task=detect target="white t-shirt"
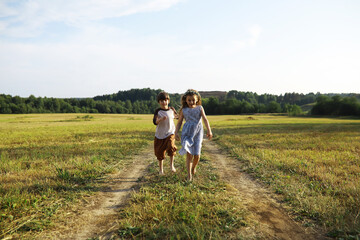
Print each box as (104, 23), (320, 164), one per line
(153, 107), (176, 139)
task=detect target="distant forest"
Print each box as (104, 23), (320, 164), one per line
(1, 88), (360, 116)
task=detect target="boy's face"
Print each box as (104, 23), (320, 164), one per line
(186, 95), (197, 108)
(159, 99), (169, 109)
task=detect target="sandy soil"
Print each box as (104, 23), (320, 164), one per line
(36, 141), (330, 239)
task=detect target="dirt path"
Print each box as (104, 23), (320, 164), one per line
(37, 141), (329, 239)
(37, 144), (153, 240)
(203, 139), (328, 240)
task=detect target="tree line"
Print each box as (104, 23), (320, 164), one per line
(0, 94), (159, 114)
(1, 88), (359, 116)
(311, 95), (360, 116)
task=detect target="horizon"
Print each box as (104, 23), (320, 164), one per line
(1, 0), (360, 97)
(1, 88), (359, 99)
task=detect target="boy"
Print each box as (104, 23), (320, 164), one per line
(153, 92), (178, 175)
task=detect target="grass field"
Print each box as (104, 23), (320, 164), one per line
(115, 153), (258, 239)
(1, 114), (359, 239)
(0, 114), (154, 239)
(210, 115), (360, 238)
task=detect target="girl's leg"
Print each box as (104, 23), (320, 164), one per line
(170, 155), (176, 172)
(191, 155), (200, 176)
(159, 160), (164, 175)
(186, 152), (193, 181)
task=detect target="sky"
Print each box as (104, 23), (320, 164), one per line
(1, 0), (360, 98)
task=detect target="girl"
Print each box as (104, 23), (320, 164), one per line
(175, 89), (213, 181)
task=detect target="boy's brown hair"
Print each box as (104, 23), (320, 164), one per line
(157, 91), (170, 102)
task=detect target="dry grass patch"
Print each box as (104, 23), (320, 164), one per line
(0, 114), (154, 239)
(115, 154), (260, 239)
(210, 115), (360, 238)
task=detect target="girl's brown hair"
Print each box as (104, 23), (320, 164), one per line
(180, 89), (202, 109)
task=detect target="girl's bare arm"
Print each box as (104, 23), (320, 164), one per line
(201, 106), (213, 140)
(175, 110), (184, 141)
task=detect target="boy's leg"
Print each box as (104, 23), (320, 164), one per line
(170, 155), (176, 172)
(167, 135), (177, 172)
(154, 137), (167, 175)
(191, 155), (200, 176)
(159, 160), (164, 175)
(186, 152), (193, 181)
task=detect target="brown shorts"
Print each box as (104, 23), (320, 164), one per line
(154, 134), (177, 161)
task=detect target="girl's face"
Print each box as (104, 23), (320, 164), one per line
(186, 95), (198, 108)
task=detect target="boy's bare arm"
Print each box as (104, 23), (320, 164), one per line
(170, 107), (179, 119)
(156, 115), (167, 124)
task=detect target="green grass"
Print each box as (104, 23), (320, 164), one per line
(210, 115), (360, 238)
(0, 114), (154, 239)
(116, 153), (258, 239)
(2, 113), (360, 239)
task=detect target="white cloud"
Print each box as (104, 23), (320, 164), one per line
(232, 24), (262, 50)
(248, 24), (262, 46)
(0, 1), (17, 18)
(1, 1), (359, 97)
(0, 0), (184, 38)
(0, 27), (199, 97)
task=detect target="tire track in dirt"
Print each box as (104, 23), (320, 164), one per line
(37, 140), (329, 239)
(203, 140), (328, 240)
(37, 144), (153, 240)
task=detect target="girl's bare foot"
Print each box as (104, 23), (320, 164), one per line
(159, 171), (165, 175)
(171, 167), (176, 172)
(191, 168), (196, 176)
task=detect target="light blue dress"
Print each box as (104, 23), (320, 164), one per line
(179, 106), (204, 156)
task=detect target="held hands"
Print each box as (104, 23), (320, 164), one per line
(175, 134), (180, 141)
